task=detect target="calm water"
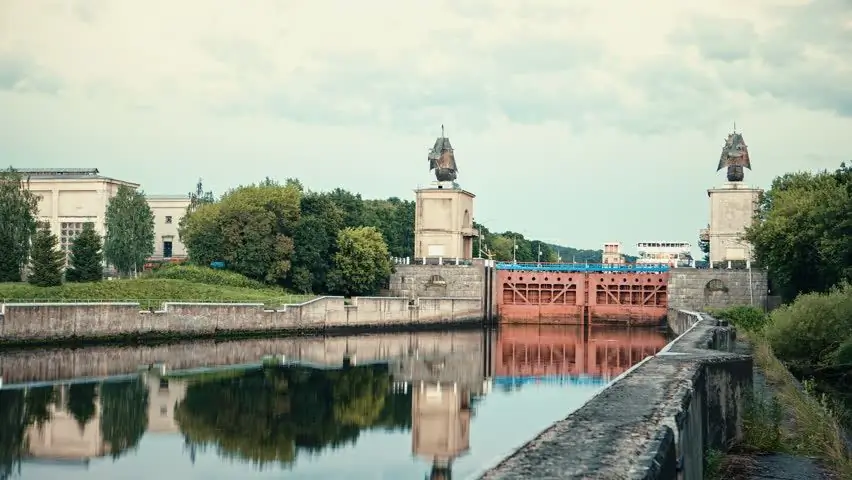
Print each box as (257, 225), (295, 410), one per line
(0, 324), (670, 480)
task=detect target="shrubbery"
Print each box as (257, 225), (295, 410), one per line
(713, 283), (852, 370)
(763, 283), (852, 369)
(0, 278), (312, 309)
(710, 305), (769, 332)
(146, 264), (266, 289)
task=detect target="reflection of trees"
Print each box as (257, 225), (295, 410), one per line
(0, 390), (28, 480)
(100, 380), (149, 459)
(67, 383), (98, 431)
(25, 386), (56, 428)
(175, 365), (412, 468)
(0, 386), (56, 479)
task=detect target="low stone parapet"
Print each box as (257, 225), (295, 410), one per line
(480, 309), (752, 479)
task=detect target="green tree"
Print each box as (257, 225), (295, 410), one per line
(290, 192), (345, 293)
(179, 202), (226, 267)
(326, 188), (365, 228)
(104, 186), (155, 276)
(745, 166), (852, 301)
(28, 226), (65, 287)
(698, 233), (710, 263)
(66, 223), (103, 282)
(186, 178), (215, 215)
(362, 198), (415, 258)
(182, 182), (301, 283)
(217, 183), (301, 283)
(0, 167), (40, 282)
(326, 227), (392, 296)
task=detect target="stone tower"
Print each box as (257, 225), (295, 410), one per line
(414, 128), (478, 260)
(706, 127), (763, 265)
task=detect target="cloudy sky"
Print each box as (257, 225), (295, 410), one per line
(1, 0), (850, 255)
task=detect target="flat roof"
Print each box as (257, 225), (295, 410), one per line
(146, 194), (191, 201)
(16, 169), (140, 187)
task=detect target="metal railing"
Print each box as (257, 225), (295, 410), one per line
(494, 262), (671, 273)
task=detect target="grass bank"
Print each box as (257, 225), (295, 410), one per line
(708, 303), (852, 479)
(0, 278), (314, 309)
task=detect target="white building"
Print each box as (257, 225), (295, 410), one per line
(147, 195), (191, 260)
(636, 242), (695, 268)
(18, 168), (190, 262)
(601, 242), (625, 264)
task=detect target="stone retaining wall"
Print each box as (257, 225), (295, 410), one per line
(480, 309), (753, 479)
(668, 268), (769, 311)
(0, 296), (483, 344)
(388, 264), (485, 298)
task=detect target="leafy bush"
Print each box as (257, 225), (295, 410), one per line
(145, 264), (266, 289)
(764, 283), (852, 368)
(0, 279), (312, 309)
(710, 305), (769, 332)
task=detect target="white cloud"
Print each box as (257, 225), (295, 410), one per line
(1, 0), (850, 253)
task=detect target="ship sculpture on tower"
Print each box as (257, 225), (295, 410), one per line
(428, 124), (458, 184)
(717, 126), (752, 182)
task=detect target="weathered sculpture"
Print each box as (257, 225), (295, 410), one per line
(717, 128), (751, 182)
(428, 125), (458, 183)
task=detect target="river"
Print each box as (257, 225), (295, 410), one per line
(0, 324), (670, 480)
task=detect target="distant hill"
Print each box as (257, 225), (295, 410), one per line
(546, 243), (638, 263)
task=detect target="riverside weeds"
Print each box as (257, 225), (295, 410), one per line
(750, 339), (852, 477)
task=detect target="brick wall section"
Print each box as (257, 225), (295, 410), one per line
(0, 330), (484, 385)
(0, 296), (483, 343)
(667, 268), (768, 311)
(388, 264), (484, 298)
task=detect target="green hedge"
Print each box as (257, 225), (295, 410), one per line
(710, 305), (770, 332)
(713, 284), (852, 369)
(146, 264), (266, 289)
(764, 283), (852, 368)
(0, 279), (313, 309)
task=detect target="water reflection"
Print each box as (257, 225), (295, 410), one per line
(0, 324), (669, 479)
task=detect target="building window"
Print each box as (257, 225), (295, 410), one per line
(165, 215), (173, 224)
(58, 222), (94, 262)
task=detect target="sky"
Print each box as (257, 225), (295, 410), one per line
(1, 0), (850, 255)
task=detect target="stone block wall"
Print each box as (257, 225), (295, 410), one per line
(668, 268), (768, 311)
(0, 295), (483, 344)
(388, 264), (484, 298)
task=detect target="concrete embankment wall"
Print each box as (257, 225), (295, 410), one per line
(0, 296), (482, 344)
(481, 309), (753, 480)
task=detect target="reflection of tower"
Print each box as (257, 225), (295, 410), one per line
(144, 375), (188, 433)
(411, 381), (471, 479)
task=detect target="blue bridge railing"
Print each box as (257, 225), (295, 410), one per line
(494, 262), (671, 273)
